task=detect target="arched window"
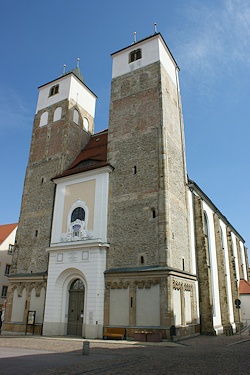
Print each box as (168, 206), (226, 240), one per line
(129, 48), (142, 63)
(73, 109), (79, 124)
(60, 199), (91, 242)
(49, 84), (59, 97)
(39, 111), (48, 127)
(71, 207), (85, 238)
(204, 212), (210, 266)
(83, 117), (89, 131)
(53, 107), (62, 122)
(71, 207), (85, 222)
(70, 279), (84, 290)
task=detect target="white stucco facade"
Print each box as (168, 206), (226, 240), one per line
(240, 293), (250, 322)
(43, 167), (111, 338)
(111, 33), (178, 85)
(0, 224), (17, 308)
(36, 73), (96, 117)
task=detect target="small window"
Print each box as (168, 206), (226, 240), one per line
(71, 207), (85, 222)
(2, 285), (8, 298)
(40, 111), (48, 127)
(49, 84), (59, 97)
(8, 244), (14, 254)
(133, 166), (137, 175)
(129, 49), (142, 63)
(140, 256), (144, 265)
(73, 109), (79, 125)
(53, 107), (62, 122)
(83, 117), (89, 131)
(5, 264), (11, 275)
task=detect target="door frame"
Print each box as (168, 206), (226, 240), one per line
(59, 271), (87, 337)
(67, 279), (85, 336)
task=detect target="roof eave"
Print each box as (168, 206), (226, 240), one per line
(111, 32), (179, 71)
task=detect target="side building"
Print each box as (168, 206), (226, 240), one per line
(188, 180), (248, 335)
(0, 223), (17, 312)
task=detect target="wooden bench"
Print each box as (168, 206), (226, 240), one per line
(103, 327), (126, 340)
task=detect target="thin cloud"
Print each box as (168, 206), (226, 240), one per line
(0, 87), (32, 131)
(175, 0), (250, 77)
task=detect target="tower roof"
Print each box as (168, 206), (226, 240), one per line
(62, 66), (85, 84)
(38, 65), (88, 90)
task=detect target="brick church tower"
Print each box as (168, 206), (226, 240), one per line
(105, 33), (198, 337)
(5, 66), (97, 330)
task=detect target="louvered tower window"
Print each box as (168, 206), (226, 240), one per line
(129, 49), (142, 63)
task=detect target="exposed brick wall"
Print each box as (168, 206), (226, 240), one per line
(107, 61), (190, 271)
(213, 213), (230, 328)
(11, 99), (92, 275)
(226, 229), (241, 324)
(235, 237), (244, 280)
(193, 195), (215, 334)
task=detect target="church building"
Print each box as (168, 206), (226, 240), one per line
(4, 32), (249, 340)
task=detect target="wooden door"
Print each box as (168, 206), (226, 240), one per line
(67, 279), (84, 336)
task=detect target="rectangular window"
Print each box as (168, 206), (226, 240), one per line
(2, 286), (8, 298)
(5, 264), (11, 275)
(8, 244), (14, 254)
(49, 84), (59, 97)
(129, 49), (142, 63)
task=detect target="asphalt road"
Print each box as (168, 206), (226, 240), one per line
(0, 331), (249, 374)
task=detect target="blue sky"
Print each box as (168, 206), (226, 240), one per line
(0, 0), (249, 253)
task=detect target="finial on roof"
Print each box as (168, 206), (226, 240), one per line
(77, 58), (80, 68)
(63, 64), (66, 75)
(133, 31), (137, 43)
(154, 22), (157, 33)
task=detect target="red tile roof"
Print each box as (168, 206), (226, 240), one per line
(53, 129), (110, 180)
(239, 279), (250, 294)
(0, 223), (18, 245)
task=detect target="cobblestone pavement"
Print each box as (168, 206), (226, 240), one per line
(0, 330), (249, 375)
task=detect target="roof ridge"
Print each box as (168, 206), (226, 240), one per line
(62, 66), (85, 84)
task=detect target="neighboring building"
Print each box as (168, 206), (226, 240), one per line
(3, 32), (249, 339)
(0, 223), (17, 310)
(239, 279), (250, 323)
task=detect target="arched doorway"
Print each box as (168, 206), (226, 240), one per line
(67, 279), (85, 336)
